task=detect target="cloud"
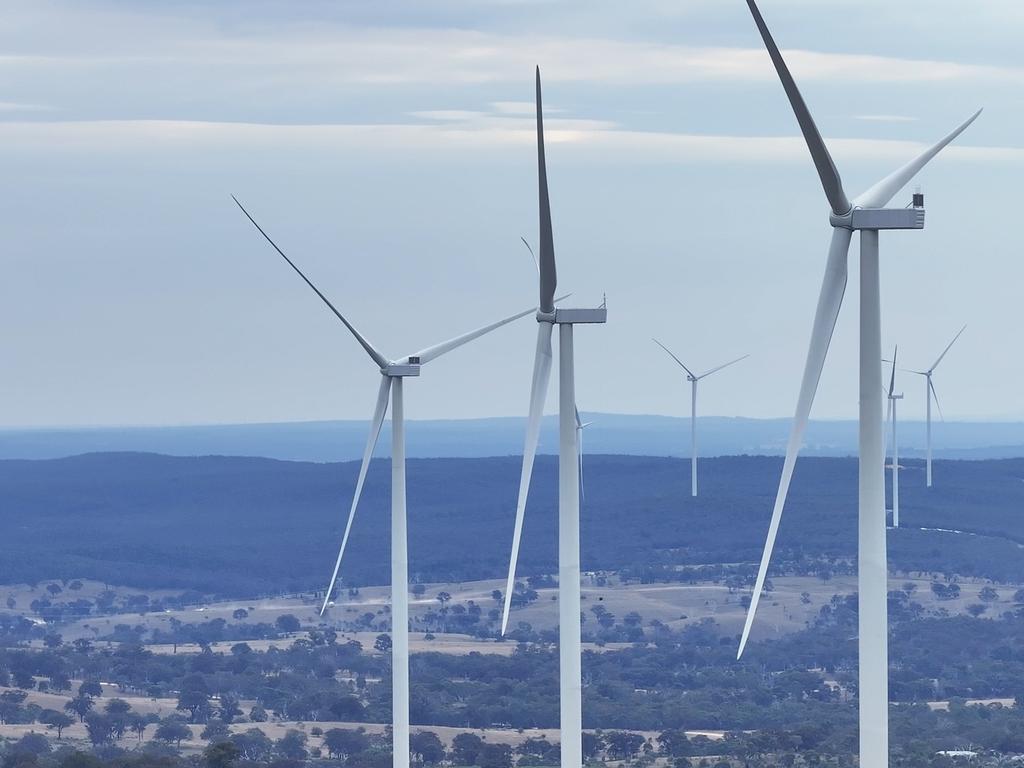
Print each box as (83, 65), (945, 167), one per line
(854, 115), (919, 123)
(0, 117), (1015, 168)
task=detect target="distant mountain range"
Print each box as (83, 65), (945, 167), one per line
(2, 415), (1024, 461)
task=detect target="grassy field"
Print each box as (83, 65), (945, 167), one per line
(19, 570), (1015, 653)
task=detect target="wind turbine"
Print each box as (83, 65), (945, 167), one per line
(885, 348), (904, 528)
(652, 339), (748, 497)
(501, 67), (607, 768)
(736, 2), (980, 766)
(232, 196), (539, 768)
(908, 325), (966, 487)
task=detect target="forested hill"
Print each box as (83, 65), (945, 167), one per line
(4, 415), (1024, 461)
(1, 452), (1024, 595)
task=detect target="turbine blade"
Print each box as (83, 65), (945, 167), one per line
(521, 237), (540, 274)
(320, 376), (392, 615)
(929, 324), (967, 373)
(698, 354), (750, 380)
(745, 0), (850, 216)
(536, 67), (557, 314)
(409, 304), (538, 365)
(652, 338), (697, 379)
(578, 419), (585, 502)
(853, 111), (982, 209)
(738, 227), (852, 658)
(888, 346), (898, 397)
(501, 322), (554, 635)
(232, 195), (389, 370)
(930, 378), (946, 423)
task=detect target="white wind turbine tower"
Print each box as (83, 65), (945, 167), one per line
(737, 2), (980, 766)
(232, 196), (539, 768)
(502, 67), (607, 768)
(652, 339), (748, 497)
(909, 325), (966, 487)
(885, 348), (904, 528)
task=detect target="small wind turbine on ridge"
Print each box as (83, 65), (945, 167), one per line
(652, 339), (748, 497)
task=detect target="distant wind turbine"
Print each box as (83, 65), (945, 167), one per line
(736, 2), (980, 765)
(908, 325), (966, 487)
(232, 196), (538, 768)
(576, 407), (593, 500)
(653, 339), (748, 497)
(502, 67), (607, 768)
(885, 347), (904, 528)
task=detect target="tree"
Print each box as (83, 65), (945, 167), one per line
(58, 752), (101, 768)
(204, 741), (240, 768)
(65, 695), (94, 722)
(84, 713), (115, 745)
(411, 584), (426, 599)
(410, 731), (445, 764)
(451, 733), (484, 766)
(323, 729), (370, 760)
(104, 698), (131, 738)
(78, 681), (103, 699)
(230, 728), (273, 761)
(436, 591), (452, 610)
(13, 732), (50, 757)
(46, 583), (62, 596)
(129, 714), (148, 743)
(605, 731), (645, 760)
(178, 676), (211, 723)
(275, 614), (301, 634)
(218, 694), (242, 724)
(276, 729), (308, 760)
(155, 718), (193, 748)
(479, 743), (512, 768)
(248, 705), (268, 723)
(43, 633), (63, 649)
(979, 586), (1000, 602)
(0, 690), (28, 724)
(582, 732), (604, 760)
(967, 603), (988, 617)
(202, 719), (230, 742)
(232, 609), (248, 620)
(40, 710), (74, 739)
(374, 634), (393, 653)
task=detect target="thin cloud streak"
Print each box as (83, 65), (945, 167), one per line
(0, 118), (1013, 165)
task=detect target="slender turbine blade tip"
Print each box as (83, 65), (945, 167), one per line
(535, 66), (557, 314)
(652, 338), (697, 379)
(745, 0), (850, 216)
(738, 227), (852, 659)
(231, 195), (388, 370)
(320, 376), (393, 615)
(929, 324), (967, 373)
(501, 323), (554, 634)
(698, 354), (750, 380)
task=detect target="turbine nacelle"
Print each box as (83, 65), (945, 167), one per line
(536, 306), (608, 325)
(830, 205), (926, 232)
(383, 361), (421, 377)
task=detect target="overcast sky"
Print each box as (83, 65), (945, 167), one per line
(1, 0), (1021, 428)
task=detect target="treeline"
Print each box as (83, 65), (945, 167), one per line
(3, 453), (1024, 596)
